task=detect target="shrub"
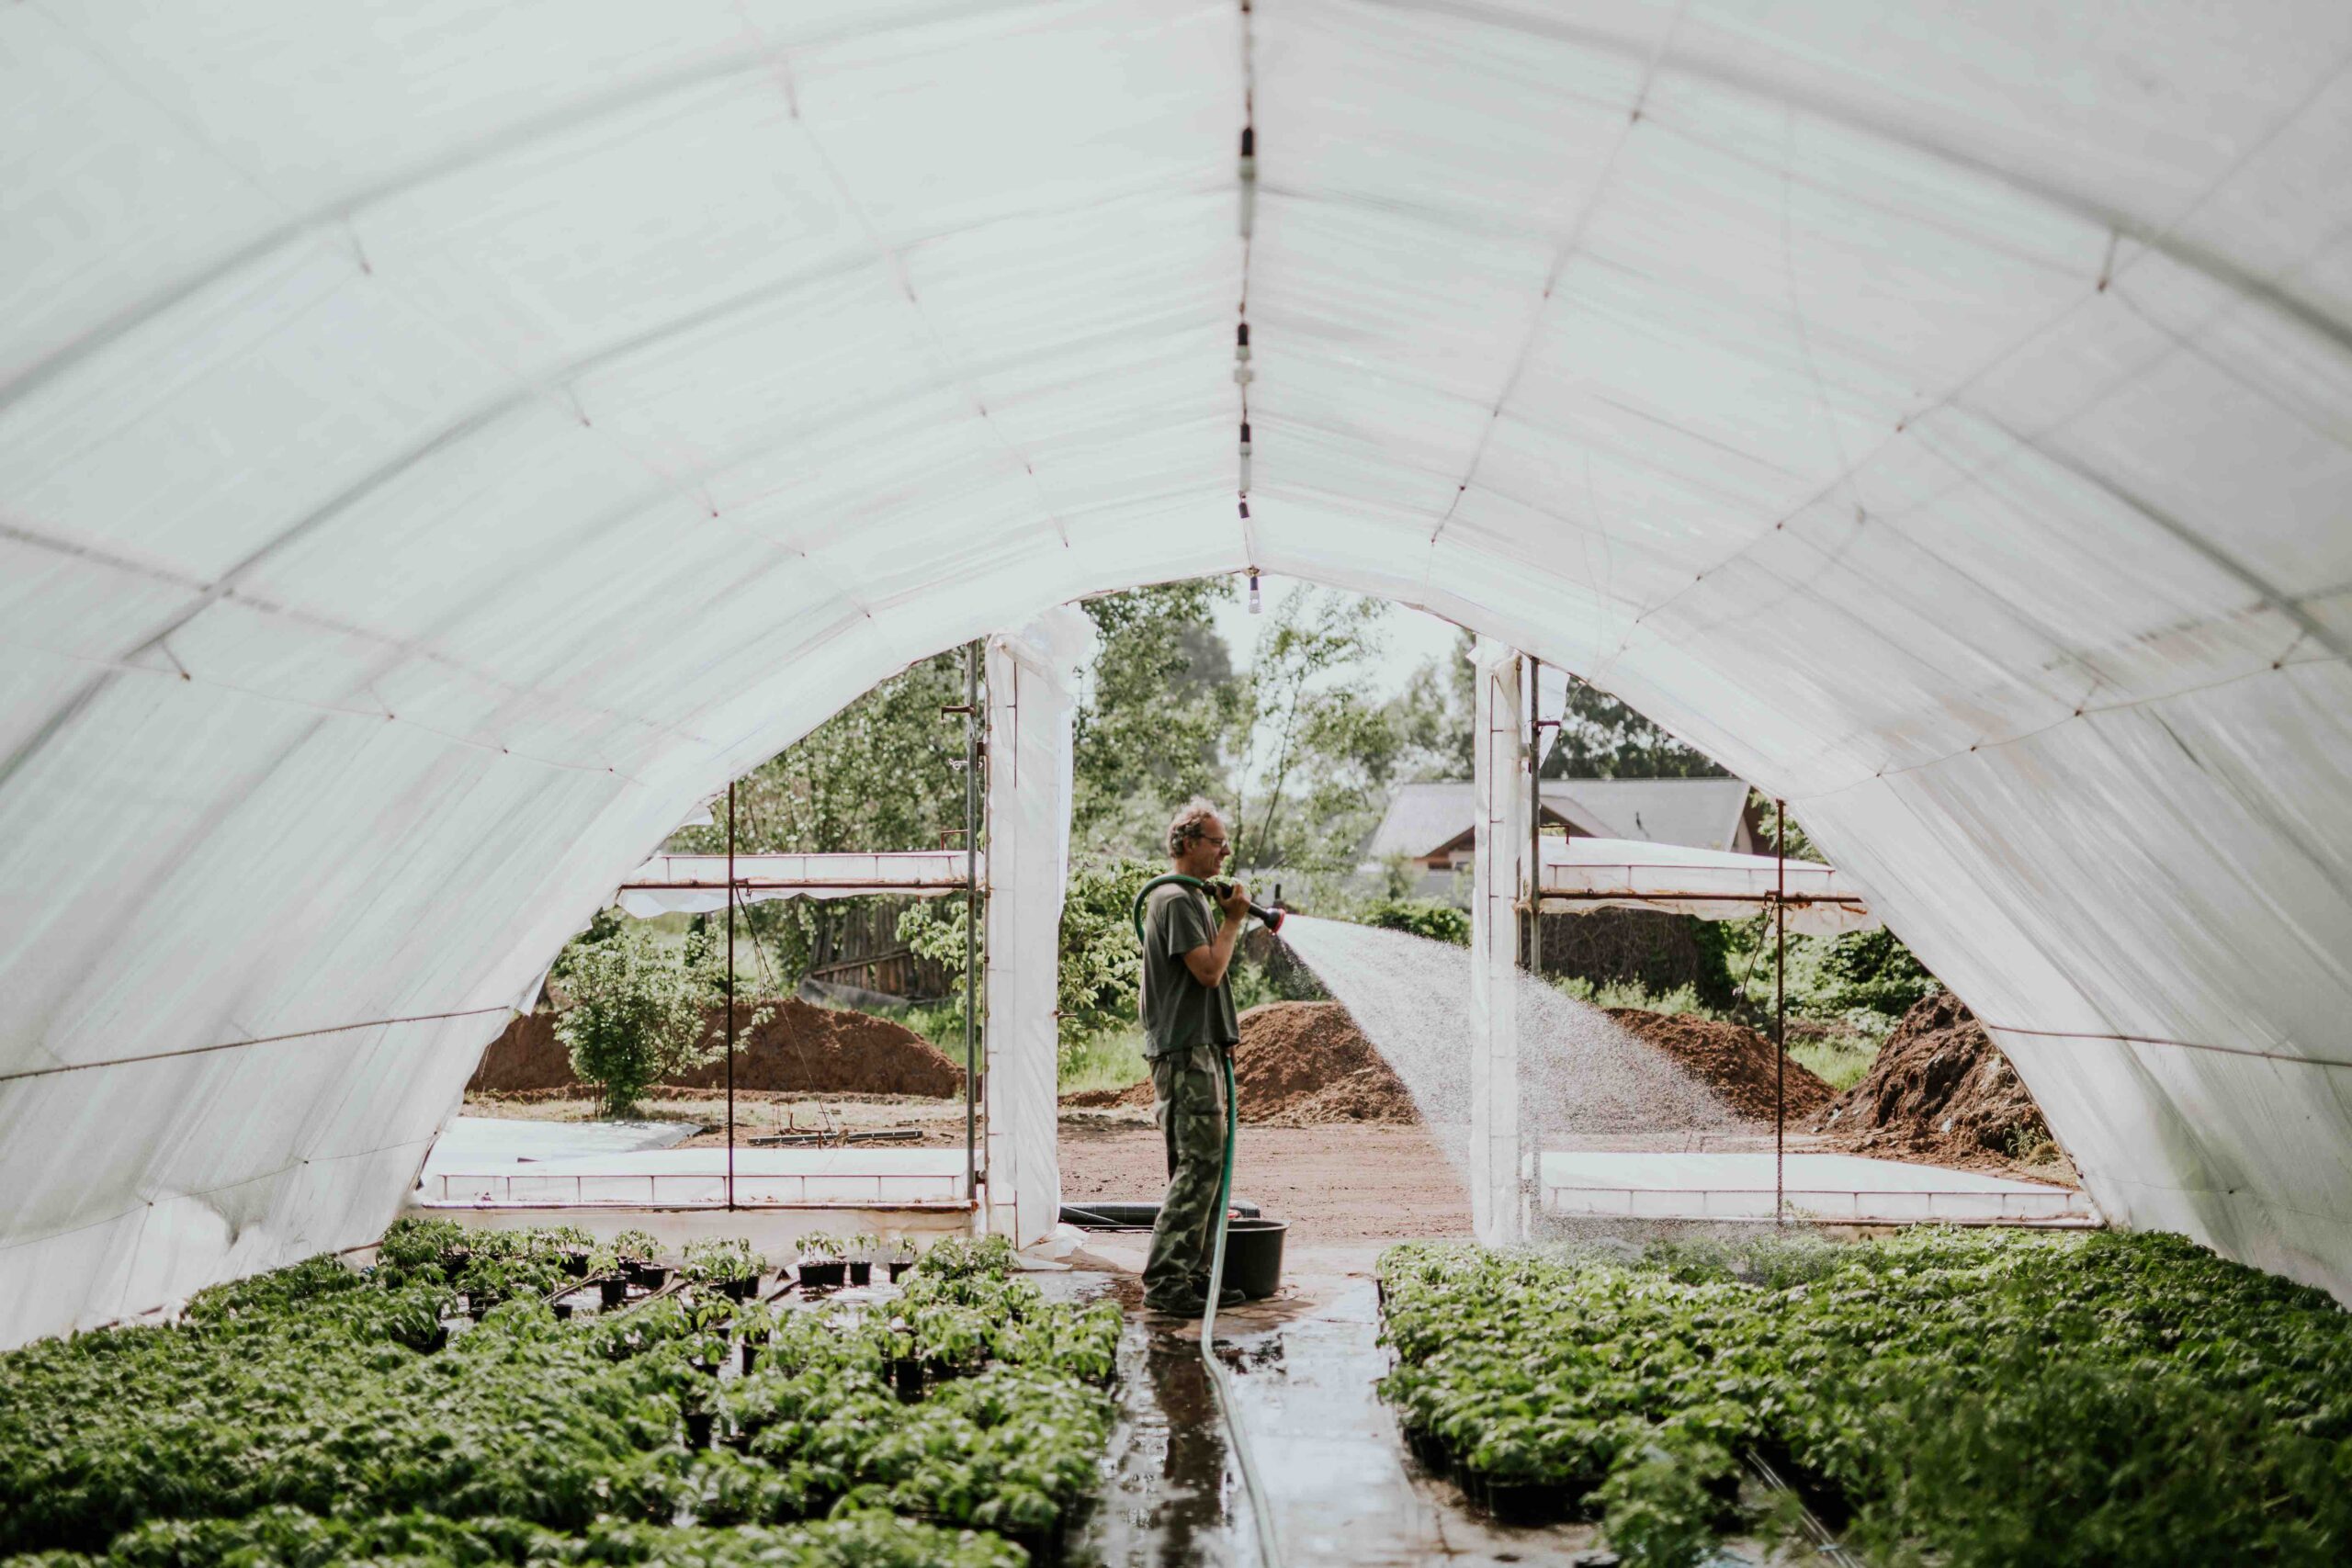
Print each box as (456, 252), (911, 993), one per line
(551, 924), (735, 1117)
(1357, 897), (1470, 945)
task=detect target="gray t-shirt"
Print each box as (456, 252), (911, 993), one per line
(1139, 881), (1240, 1058)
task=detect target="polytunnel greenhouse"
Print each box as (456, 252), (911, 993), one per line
(5, 1), (2351, 1563)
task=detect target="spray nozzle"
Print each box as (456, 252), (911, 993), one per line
(1206, 879), (1286, 934)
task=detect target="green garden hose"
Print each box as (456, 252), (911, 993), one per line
(1131, 875), (1284, 1565)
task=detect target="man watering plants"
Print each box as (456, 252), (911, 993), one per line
(1136, 796), (1252, 1317)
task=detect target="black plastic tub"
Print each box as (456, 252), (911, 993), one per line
(1219, 1218), (1288, 1300)
(1058, 1199), (1260, 1229)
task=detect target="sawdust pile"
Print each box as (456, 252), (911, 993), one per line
(1602, 1008), (1837, 1122)
(1062, 1001), (1420, 1125)
(469, 998), (965, 1099)
(1811, 991), (2060, 1173)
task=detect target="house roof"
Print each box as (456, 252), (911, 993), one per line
(1365, 778), (1753, 861)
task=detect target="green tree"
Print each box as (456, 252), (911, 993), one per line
(1071, 580), (1236, 855)
(1544, 678), (1726, 779)
(899, 854), (1161, 1067)
(1227, 586), (1409, 882)
(667, 650), (972, 981)
(552, 924), (737, 1117)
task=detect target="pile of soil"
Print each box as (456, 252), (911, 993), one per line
(1811, 991), (2057, 1171)
(1602, 1008), (1837, 1122)
(468, 998), (965, 1099)
(1060, 1001), (1421, 1126)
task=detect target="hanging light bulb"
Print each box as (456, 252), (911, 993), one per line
(1248, 567), (1261, 615)
(1238, 420), (1252, 495)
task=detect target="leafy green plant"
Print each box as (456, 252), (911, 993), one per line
(1375, 1230), (2352, 1564)
(1357, 897), (1470, 945)
(683, 1238), (767, 1288)
(0, 1217), (1114, 1564)
(793, 1233), (844, 1264)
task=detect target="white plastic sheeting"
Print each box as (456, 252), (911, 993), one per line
(612, 851), (981, 919)
(3, 2), (2352, 1343)
(1539, 837), (1878, 937)
(1467, 638), (1529, 1246)
(981, 609), (1095, 1246)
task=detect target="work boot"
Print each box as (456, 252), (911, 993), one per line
(1141, 1287), (1209, 1316)
(1189, 1275), (1248, 1309)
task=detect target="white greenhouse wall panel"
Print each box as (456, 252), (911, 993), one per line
(4, 0), (2352, 1343)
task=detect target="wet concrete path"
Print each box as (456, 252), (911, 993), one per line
(1065, 1241), (1613, 1567)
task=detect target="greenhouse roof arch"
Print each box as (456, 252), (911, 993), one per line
(4, 0), (2351, 1344)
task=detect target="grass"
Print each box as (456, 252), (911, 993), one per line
(1790, 1033), (1879, 1091)
(1059, 1026), (1149, 1096)
(1552, 976), (1712, 1016)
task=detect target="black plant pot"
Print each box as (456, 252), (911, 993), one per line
(684, 1409), (714, 1449)
(598, 1278), (628, 1311)
(891, 1358), (924, 1404)
(552, 1301), (573, 1322)
(848, 1261), (873, 1287)
(798, 1261), (846, 1290)
(626, 1263), (670, 1292)
(888, 1260), (914, 1283)
(720, 1275), (758, 1303)
(560, 1250), (591, 1278)
(740, 1339), (761, 1377)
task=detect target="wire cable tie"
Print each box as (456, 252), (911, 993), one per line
(1238, 125), (1257, 236)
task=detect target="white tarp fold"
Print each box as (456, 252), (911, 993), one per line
(981, 608), (1095, 1245)
(1468, 638), (1528, 1247)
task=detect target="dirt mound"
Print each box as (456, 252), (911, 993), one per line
(1602, 1008), (1836, 1122)
(468, 998), (964, 1099)
(1236, 1002), (1421, 1125)
(1811, 992), (2056, 1171)
(1058, 1001), (1421, 1125)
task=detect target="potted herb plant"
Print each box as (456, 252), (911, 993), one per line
(614, 1230), (666, 1292)
(846, 1234), (880, 1287)
(887, 1314), (922, 1403)
(795, 1233), (847, 1291)
(683, 1237), (767, 1303)
(582, 1242), (628, 1310)
(888, 1235), (921, 1283)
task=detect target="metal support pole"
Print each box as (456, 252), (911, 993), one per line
(726, 778), (737, 1213)
(1526, 655), (1543, 975)
(962, 641), (979, 1209)
(1774, 796), (1786, 1225)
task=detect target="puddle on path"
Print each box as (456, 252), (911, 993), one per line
(1070, 1270), (1615, 1567)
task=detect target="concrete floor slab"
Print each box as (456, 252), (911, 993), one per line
(1072, 1240), (1663, 1566)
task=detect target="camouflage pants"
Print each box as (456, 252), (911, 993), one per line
(1143, 1043), (1228, 1303)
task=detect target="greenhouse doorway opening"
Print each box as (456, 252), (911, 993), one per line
(412, 641), (1001, 1251)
